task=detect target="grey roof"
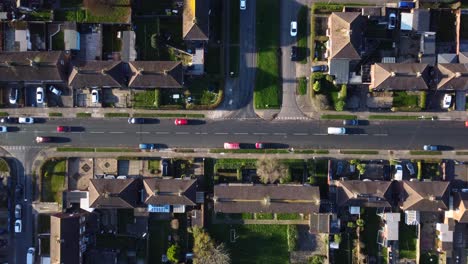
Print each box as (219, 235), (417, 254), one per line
(182, 0), (209, 41)
(436, 63), (468, 90)
(128, 61), (184, 89)
(121, 31), (137, 62)
(68, 60), (124, 89)
(370, 63), (430, 91)
(0, 51), (65, 82)
(420, 33), (436, 65)
(143, 178), (197, 206)
(413, 9), (430, 32)
(438, 53), (458, 64)
(453, 192), (468, 223)
(400, 181), (450, 212)
(50, 213), (81, 264)
(88, 178), (140, 209)
(329, 59), (350, 84)
(214, 184), (320, 214)
(459, 52), (468, 63)
(336, 180), (393, 207)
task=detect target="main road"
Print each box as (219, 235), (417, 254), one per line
(0, 119), (467, 150)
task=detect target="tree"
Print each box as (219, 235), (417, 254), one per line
(339, 84), (347, 99)
(309, 255), (326, 264)
(333, 234), (342, 244)
(356, 219), (365, 227)
(192, 227), (230, 264)
(256, 158), (289, 184)
(335, 99), (345, 111)
(151, 34), (158, 49)
(313, 80), (321, 92)
(167, 244), (180, 263)
(356, 163), (366, 175)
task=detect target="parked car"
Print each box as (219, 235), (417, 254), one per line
(56, 126), (70, 132)
(224, 142), (240, 149)
(388, 12), (396, 29)
(442, 94), (452, 109)
(406, 162), (415, 175)
(311, 65), (328, 73)
(327, 127), (346, 135)
(1, 117), (18, 124)
(423, 145), (438, 151)
(0, 126), (7, 133)
(9, 88), (18, 104)
(291, 46), (298, 61)
(36, 87), (44, 104)
(49, 86), (62, 96)
(398, 1), (415, 8)
(128, 118), (145, 124)
(394, 164), (403, 181)
(139, 143), (155, 150)
(290, 21), (297, 37)
(15, 204), (21, 219)
(19, 117), (34, 124)
(343, 119), (358, 126)
(91, 89), (99, 103)
(14, 219), (21, 233)
(240, 0), (246, 10)
(174, 118), (188, 125)
(35, 136), (51, 143)
(255, 142), (265, 149)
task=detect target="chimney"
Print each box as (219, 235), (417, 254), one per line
(163, 70), (168, 75)
(416, 72), (421, 77)
(455, 72), (462, 78)
(391, 72), (396, 77)
(101, 69), (107, 75)
(429, 195), (436, 201)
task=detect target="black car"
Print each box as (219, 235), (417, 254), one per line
(291, 46), (297, 61)
(311, 65), (328, 72)
(343, 119), (359, 126)
(128, 118), (145, 124)
(15, 184), (23, 198)
(0, 117), (18, 124)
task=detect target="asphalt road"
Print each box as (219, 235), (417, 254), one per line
(1, 119), (468, 150)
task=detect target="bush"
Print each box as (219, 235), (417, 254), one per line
(334, 99), (345, 111)
(0, 112), (9, 117)
(339, 84), (347, 99)
(76, 112), (92, 118)
(298, 77), (307, 95)
(150, 34), (158, 49)
(347, 222), (356, 228)
(334, 234), (342, 244)
(325, 74), (334, 83)
(309, 255), (326, 264)
(287, 225), (298, 252)
(48, 112), (63, 117)
(167, 244), (180, 263)
(417, 161), (422, 180)
(419, 91), (427, 109)
(315, 94), (330, 110)
(311, 72), (324, 82)
(313, 80), (321, 92)
(154, 89), (160, 108)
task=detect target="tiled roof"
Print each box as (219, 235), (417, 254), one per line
(182, 0), (209, 41)
(50, 213), (81, 264)
(436, 63), (468, 90)
(68, 60), (124, 89)
(88, 178), (140, 208)
(453, 192), (468, 223)
(370, 63), (430, 91)
(336, 180), (393, 207)
(328, 12), (365, 60)
(400, 181), (450, 212)
(128, 61), (184, 88)
(143, 178), (197, 206)
(0, 51), (65, 82)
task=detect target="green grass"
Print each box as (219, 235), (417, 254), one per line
(340, 150), (379, 155)
(298, 77), (307, 95)
(210, 224), (289, 264)
(210, 149), (289, 154)
(95, 148), (136, 152)
(187, 76), (222, 106)
(393, 91), (419, 108)
(51, 30), (64, 50)
(369, 115), (423, 120)
(76, 112), (92, 118)
(321, 114), (357, 120)
(456, 151), (468, 155)
(0, 112), (8, 117)
(133, 90), (158, 109)
(54, 9), (87, 22)
(84, 0), (131, 23)
(361, 208), (380, 260)
(409, 151), (442, 155)
(134, 18), (160, 60)
(41, 159), (67, 203)
(276, 213), (301, 220)
(399, 223), (417, 260)
(56, 147), (95, 152)
(31, 10), (52, 20)
(0, 158), (10, 172)
(313, 2), (371, 14)
(297, 6), (308, 63)
(104, 113), (130, 118)
(315, 150), (330, 154)
(48, 112), (63, 117)
(255, 213), (274, 220)
(148, 159), (160, 174)
(132, 113), (205, 118)
(148, 220), (171, 264)
(255, 0), (280, 109)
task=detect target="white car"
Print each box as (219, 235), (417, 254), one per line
(290, 21), (297, 37)
(394, 164), (403, 181)
(36, 87), (44, 104)
(19, 117), (34, 124)
(91, 89), (99, 103)
(0, 126), (7, 133)
(388, 13), (396, 30)
(49, 86), (62, 96)
(240, 0), (246, 10)
(15, 219), (22, 233)
(442, 94), (452, 109)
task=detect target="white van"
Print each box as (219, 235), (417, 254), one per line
(327, 127), (346, 135)
(27, 247), (35, 264)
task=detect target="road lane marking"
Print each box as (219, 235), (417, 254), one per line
(273, 133), (286, 136)
(176, 132), (190, 135)
(136, 132), (149, 134)
(215, 132), (228, 135)
(71, 132), (83, 134)
(156, 132), (169, 135)
(374, 134), (388, 136)
(313, 133), (327, 136)
(253, 133), (268, 135)
(293, 133), (308, 136)
(109, 132), (124, 134)
(90, 132), (105, 134)
(234, 132), (248, 135)
(201, 132), (208, 135)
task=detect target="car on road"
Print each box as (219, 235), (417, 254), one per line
(36, 87), (44, 104)
(311, 65), (328, 73)
(388, 12), (396, 29)
(35, 136), (52, 143)
(49, 86), (62, 96)
(128, 118), (145, 124)
(224, 142), (240, 149)
(15, 184), (23, 198)
(9, 88), (18, 104)
(406, 162), (415, 175)
(174, 118), (188, 125)
(394, 164), (403, 181)
(56, 126), (70, 132)
(343, 119), (358, 126)
(139, 143), (155, 150)
(240, 0), (246, 10)
(19, 117), (34, 124)
(255, 142), (265, 149)
(14, 219), (21, 233)
(327, 127), (346, 135)
(15, 204), (21, 219)
(291, 46), (298, 61)
(91, 89), (99, 103)
(0, 126), (7, 133)
(290, 21), (297, 37)
(423, 145), (438, 151)
(442, 94), (452, 109)
(1, 117), (18, 124)
(27, 248), (35, 264)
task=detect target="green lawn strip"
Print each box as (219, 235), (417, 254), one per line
(133, 18), (160, 60)
(84, 0), (131, 23)
(276, 213), (301, 220)
(242, 213), (254, 219)
(41, 159), (66, 203)
(95, 148), (136, 152)
(209, 224), (289, 264)
(255, 213), (274, 220)
(361, 208), (380, 260)
(148, 220), (171, 263)
(215, 159), (257, 170)
(369, 115), (425, 120)
(297, 5), (308, 63)
(54, 9), (86, 22)
(321, 114), (357, 120)
(409, 151), (442, 155)
(133, 90), (158, 109)
(399, 223), (417, 259)
(0, 158), (10, 172)
(340, 150), (379, 155)
(315, 150), (330, 154)
(210, 149), (289, 154)
(294, 149), (315, 154)
(133, 113), (205, 118)
(48, 112), (63, 117)
(230, 0), (240, 44)
(313, 2), (371, 14)
(0, 112), (8, 117)
(229, 46), (240, 77)
(148, 159), (160, 174)
(393, 91), (419, 107)
(298, 77), (307, 95)
(76, 112), (92, 118)
(56, 147), (95, 152)
(456, 151), (468, 155)
(104, 113), (130, 118)
(51, 30), (64, 50)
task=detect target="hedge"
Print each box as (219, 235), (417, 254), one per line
(76, 112), (92, 118)
(287, 225), (298, 252)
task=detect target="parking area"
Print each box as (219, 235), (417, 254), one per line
(102, 88), (130, 108)
(75, 88), (101, 108)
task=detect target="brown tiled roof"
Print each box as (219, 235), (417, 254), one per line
(143, 178), (197, 206)
(436, 63), (468, 90)
(309, 213), (330, 234)
(88, 178), (140, 208)
(0, 51), (64, 82)
(50, 213), (81, 264)
(128, 61), (184, 88)
(400, 181), (450, 212)
(214, 184), (320, 214)
(453, 192), (468, 223)
(328, 12), (365, 60)
(183, 0), (209, 41)
(370, 63), (430, 91)
(68, 60), (124, 89)
(336, 180), (392, 207)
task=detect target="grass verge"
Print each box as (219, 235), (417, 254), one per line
(210, 149), (289, 154)
(369, 115), (433, 120)
(56, 147), (95, 152)
(321, 114), (357, 120)
(95, 148), (136, 152)
(298, 77), (307, 95)
(133, 113), (205, 118)
(340, 150), (379, 155)
(48, 112), (63, 117)
(76, 112), (92, 118)
(0, 112), (8, 117)
(456, 151), (468, 155)
(409, 151), (442, 155)
(41, 159), (66, 203)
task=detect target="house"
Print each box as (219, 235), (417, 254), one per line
(437, 53), (458, 64)
(400, 9), (430, 32)
(435, 63), (468, 90)
(335, 180), (393, 208)
(369, 63), (430, 91)
(378, 212), (400, 246)
(419, 32), (436, 65)
(68, 61), (125, 89)
(0, 51), (66, 84)
(326, 12), (366, 84)
(399, 181), (450, 212)
(436, 219), (455, 254)
(143, 178), (197, 213)
(50, 211), (97, 264)
(128, 61), (184, 89)
(213, 184), (320, 214)
(182, 0), (209, 42)
(459, 52), (468, 63)
(87, 178), (141, 209)
(452, 192), (468, 223)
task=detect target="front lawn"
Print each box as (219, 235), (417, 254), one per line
(102, 25), (123, 53)
(132, 89), (158, 109)
(399, 223), (417, 259)
(41, 159), (67, 203)
(361, 209), (381, 260)
(54, 0), (131, 23)
(210, 224), (289, 264)
(134, 18), (160, 60)
(187, 76), (222, 106)
(297, 6), (309, 63)
(392, 91), (423, 111)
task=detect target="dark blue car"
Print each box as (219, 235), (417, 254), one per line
(139, 143), (155, 150)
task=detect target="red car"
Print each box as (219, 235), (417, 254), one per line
(465, 121), (468, 127)
(56, 126), (70, 132)
(255, 142), (265, 149)
(174, 119), (188, 125)
(224, 142), (240, 149)
(36, 136), (51, 143)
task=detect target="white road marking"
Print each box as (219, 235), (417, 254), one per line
(109, 132), (124, 134)
(374, 134), (388, 136)
(234, 132), (248, 135)
(200, 132), (208, 135)
(313, 133), (327, 136)
(176, 132), (190, 135)
(356, 134), (368, 136)
(90, 131), (105, 134)
(71, 132), (83, 134)
(156, 132), (169, 135)
(35, 131), (45, 133)
(215, 132), (228, 135)
(136, 132), (149, 134)
(293, 133), (308, 136)
(253, 132), (268, 135)
(273, 133), (286, 136)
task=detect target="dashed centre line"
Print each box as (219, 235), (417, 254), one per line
(215, 132), (228, 135)
(175, 132), (190, 135)
(156, 132), (169, 135)
(90, 131), (105, 134)
(234, 132), (248, 135)
(109, 132), (124, 134)
(293, 133), (308, 136)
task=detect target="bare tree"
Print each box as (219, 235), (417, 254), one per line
(192, 227), (230, 264)
(256, 158), (289, 184)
